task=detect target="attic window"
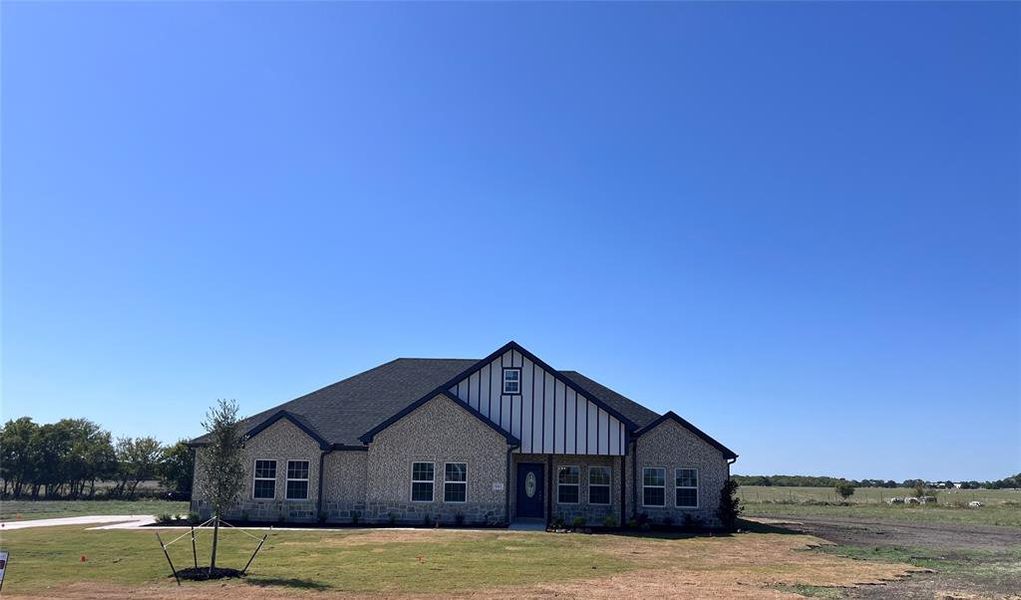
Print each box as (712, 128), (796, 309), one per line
(502, 368), (521, 394)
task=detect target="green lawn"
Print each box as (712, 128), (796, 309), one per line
(0, 525), (632, 594)
(0, 500), (190, 521)
(739, 486), (1021, 528)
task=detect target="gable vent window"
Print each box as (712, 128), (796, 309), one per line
(253, 459), (276, 499)
(286, 460), (310, 500)
(411, 462), (435, 502)
(502, 368), (521, 394)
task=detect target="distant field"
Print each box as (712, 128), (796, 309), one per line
(0, 500), (190, 521)
(740, 486), (1021, 528)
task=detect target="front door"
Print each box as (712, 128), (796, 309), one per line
(516, 463), (544, 518)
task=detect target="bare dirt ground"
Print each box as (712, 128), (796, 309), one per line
(758, 516), (1021, 599)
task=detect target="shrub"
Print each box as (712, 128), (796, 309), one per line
(626, 518), (638, 529)
(717, 479), (742, 532)
(572, 516), (587, 529)
(387, 512), (397, 526)
(454, 512), (465, 526)
(550, 516), (565, 529)
(187, 512), (202, 525)
(602, 514), (619, 528)
(351, 511), (361, 525)
(156, 513), (175, 525)
(835, 481), (856, 501)
(682, 513), (703, 531)
(422, 514), (432, 527)
(663, 515), (675, 527)
(318, 511), (328, 524)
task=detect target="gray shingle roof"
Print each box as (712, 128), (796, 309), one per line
(190, 356), (661, 448)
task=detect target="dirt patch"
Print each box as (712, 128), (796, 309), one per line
(755, 516), (1021, 553)
(750, 516), (1021, 599)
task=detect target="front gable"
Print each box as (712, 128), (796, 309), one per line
(447, 342), (631, 456)
(634, 412), (738, 460)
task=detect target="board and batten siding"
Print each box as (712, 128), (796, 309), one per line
(449, 349), (626, 455)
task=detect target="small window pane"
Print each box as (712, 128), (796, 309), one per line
(255, 460), (276, 479)
(412, 462), (434, 481)
(287, 461), (309, 480)
(676, 469), (697, 488)
(412, 481), (434, 502)
(643, 468), (664, 487)
(445, 463), (467, 482)
(503, 368), (521, 393)
(644, 487), (665, 506)
(676, 488), (698, 507)
(286, 480), (309, 500)
(589, 485), (611, 505)
(558, 466), (579, 484)
(254, 479), (275, 499)
(590, 467), (611, 485)
(558, 485), (579, 504)
(444, 482), (466, 503)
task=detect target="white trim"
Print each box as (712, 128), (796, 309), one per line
(285, 459), (310, 500)
(410, 461), (435, 503)
(502, 367), (522, 395)
(252, 458), (277, 500)
(443, 462), (468, 504)
(588, 465), (611, 505)
(641, 466), (666, 508)
(674, 467), (699, 509)
(556, 465), (580, 505)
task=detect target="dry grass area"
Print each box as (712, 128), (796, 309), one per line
(0, 524), (920, 600)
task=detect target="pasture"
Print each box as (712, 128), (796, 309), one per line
(739, 486), (1021, 528)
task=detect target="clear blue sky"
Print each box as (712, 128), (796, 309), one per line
(3, 2), (1018, 481)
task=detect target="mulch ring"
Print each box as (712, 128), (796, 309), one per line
(176, 567), (244, 581)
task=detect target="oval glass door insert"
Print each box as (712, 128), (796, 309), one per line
(525, 472), (537, 498)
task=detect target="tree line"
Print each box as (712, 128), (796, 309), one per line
(733, 474), (1021, 490)
(0, 416), (193, 499)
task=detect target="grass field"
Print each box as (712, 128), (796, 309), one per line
(0, 500), (190, 521)
(0, 523), (914, 599)
(739, 486), (1021, 528)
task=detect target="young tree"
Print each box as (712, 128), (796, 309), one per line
(834, 480), (856, 501)
(198, 399), (246, 576)
(717, 479), (742, 531)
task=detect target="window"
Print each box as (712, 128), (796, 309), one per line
(589, 466), (611, 505)
(286, 460), (310, 500)
(557, 465), (580, 504)
(502, 368), (521, 394)
(444, 463), (467, 503)
(411, 462), (435, 502)
(253, 459), (276, 499)
(642, 467), (665, 507)
(675, 468), (698, 508)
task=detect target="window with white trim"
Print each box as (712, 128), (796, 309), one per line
(444, 462), (467, 503)
(589, 466), (611, 505)
(557, 465), (580, 504)
(411, 462), (434, 502)
(675, 468), (698, 508)
(286, 460), (310, 500)
(643, 467), (665, 507)
(253, 459), (276, 499)
(502, 368), (521, 394)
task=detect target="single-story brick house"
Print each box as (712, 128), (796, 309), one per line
(189, 341), (738, 528)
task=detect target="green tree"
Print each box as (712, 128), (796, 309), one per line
(0, 417), (39, 497)
(834, 480), (856, 501)
(198, 399), (246, 575)
(114, 436), (165, 498)
(160, 440), (195, 496)
(717, 479), (742, 531)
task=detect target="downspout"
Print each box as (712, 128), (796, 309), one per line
(630, 438), (638, 521)
(545, 454), (553, 527)
(619, 433), (627, 527)
(316, 449), (327, 520)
